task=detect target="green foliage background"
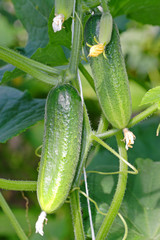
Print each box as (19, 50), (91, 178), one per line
(0, 0), (160, 239)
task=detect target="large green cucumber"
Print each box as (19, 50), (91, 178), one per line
(84, 14), (132, 129)
(37, 84), (83, 214)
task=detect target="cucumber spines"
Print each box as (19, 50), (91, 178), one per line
(37, 84), (83, 214)
(84, 14), (132, 129)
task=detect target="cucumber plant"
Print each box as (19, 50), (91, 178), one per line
(0, 0), (160, 240)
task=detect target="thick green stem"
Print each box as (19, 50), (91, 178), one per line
(69, 0), (83, 81)
(0, 192), (28, 240)
(73, 105), (92, 187)
(128, 103), (158, 128)
(96, 131), (128, 240)
(0, 47), (60, 85)
(86, 114), (109, 167)
(0, 46), (61, 75)
(68, 1), (85, 238)
(70, 190), (85, 240)
(101, 0), (109, 12)
(78, 63), (95, 91)
(96, 103), (159, 140)
(96, 128), (120, 140)
(0, 178), (36, 191)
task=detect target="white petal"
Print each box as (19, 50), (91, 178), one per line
(52, 14), (64, 32)
(123, 128), (136, 150)
(35, 211), (47, 236)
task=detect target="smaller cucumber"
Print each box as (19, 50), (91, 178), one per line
(55, 0), (74, 20)
(84, 14), (132, 129)
(87, 11), (113, 58)
(53, 0), (74, 32)
(37, 84), (83, 214)
(99, 11), (113, 45)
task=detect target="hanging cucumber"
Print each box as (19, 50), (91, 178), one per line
(55, 0), (74, 20)
(36, 84), (83, 227)
(53, 0), (74, 32)
(84, 14), (132, 129)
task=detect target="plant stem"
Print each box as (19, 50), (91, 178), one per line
(101, 0), (109, 12)
(0, 46), (61, 75)
(0, 178), (36, 191)
(128, 103), (158, 128)
(96, 103), (159, 140)
(69, 0), (83, 82)
(96, 128), (120, 140)
(73, 105), (92, 187)
(68, 1), (85, 238)
(70, 189), (85, 240)
(83, 167), (95, 239)
(0, 192), (28, 240)
(0, 47), (60, 85)
(78, 63), (95, 91)
(96, 131), (128, 240)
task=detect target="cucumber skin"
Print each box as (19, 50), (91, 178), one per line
(37, 84), (83, 214)
(84, 15), (132, 129)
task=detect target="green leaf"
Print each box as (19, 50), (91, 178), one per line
(12, 0), (54, 56)
(82, 0), (100, 9)
(0, 45), (60, 85)
(32, 43), (68, 67)
(0, 0), (55, 82)
(31, 7), (72, 66)
(48, 8), (72, 48)
(0, 15), (16, 47)
(118, 158), (160, 239)
(0, 64), (15, 82)
(0, 1), (69, 83)
(82, 117), (160, 238)
(0, 86), (45, 143)
(109, 0), (160, 25)
(140, 86), (160, 106)
(0, 206), (73, 240)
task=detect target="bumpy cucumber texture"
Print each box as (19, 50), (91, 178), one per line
(37, 84), (83, 214)
(84, 14), (132, 129)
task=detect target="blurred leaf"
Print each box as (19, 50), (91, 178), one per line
(107, 158), (160, 239)
(130, 80), (147, 112)
(114, 15), (129, 32)
(32, 43), (68, 67)
(31, 7), (72, 66)
(0, 64), (15, 81)
(48, 8), (71, 49)
(0, 0), (55, 83)
(0, 86), (45, 143)
(0, 205), (73, 240)
(109, 0), (160, 25)
(1, 66), (25, 83)
(82, 0), (100, 9)
(140, 86), (160, 106)
(0, 1), (70, 83)
(119, 158), (160, 239)
(120, 26), (159, 76)
(12, 0), (54, 57)
(0, 15), (15, 47)
(82, 117), (160, 238)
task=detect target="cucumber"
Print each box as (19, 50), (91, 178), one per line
(55, 0), (74, 20)
(53, 0), (74, 32)
(99, 11), (113, 45)
(84, 14), (132, 129)
(37, 84), (83, 214)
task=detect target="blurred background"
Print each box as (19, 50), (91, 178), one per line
(0, 0), (160, 239)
